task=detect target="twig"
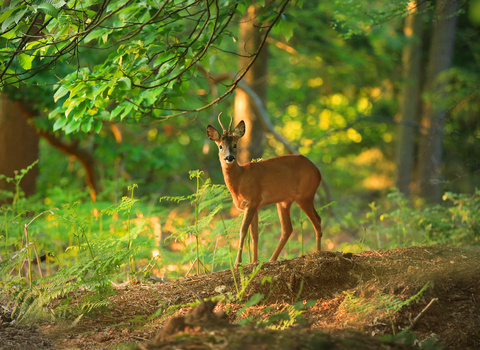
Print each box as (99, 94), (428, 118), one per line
(32, 243), (44, 278)
(132, 335), (149, 342)
(177, 280), (204, 302)
(185, 257), (210, 277)
(185, 258), (197, 277)
(409, 298), (438, 330)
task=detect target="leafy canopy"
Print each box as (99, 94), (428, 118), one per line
(0, 0), (291, 133)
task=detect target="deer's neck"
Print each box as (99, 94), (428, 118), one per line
(221, 162), (243, 194)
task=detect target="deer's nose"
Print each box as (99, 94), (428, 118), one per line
(225, 155), (235, 162)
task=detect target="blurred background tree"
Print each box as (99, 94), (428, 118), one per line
(0, 0), (479, 209)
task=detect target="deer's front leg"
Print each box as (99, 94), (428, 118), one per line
(250, 211), (259, 263)
(235, 207), (257, 265)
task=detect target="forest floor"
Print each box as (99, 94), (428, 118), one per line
(1, 245), (480, 350)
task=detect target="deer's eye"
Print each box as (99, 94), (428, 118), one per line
(219, 145), (223, 150)
(233, 144), (237, 149)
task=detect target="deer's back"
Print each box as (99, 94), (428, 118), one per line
(238, 154), (321, 207)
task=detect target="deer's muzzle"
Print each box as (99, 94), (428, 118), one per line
(225, 155), (235, 163)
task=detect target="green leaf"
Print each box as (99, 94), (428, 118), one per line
(37, 3), (58, 18)
(84, 29), (105, 43)
(17, 53), (33, 70)
(93, 119), (103, 133)
(236, 293), (264, 316)
(53, 117), (68, 131)
(117, 77), (132, 90)
(0, 10), (15, 25)
(64, 119), (82, 134)
(81, 117), (93, 132)
(48, 106), (64, 119)
(120, 104), (133, 120)
(14, 7), (28, 24)
(110, 104), (125, 120)
(273, 15), (294, 42)
(304, 300), (317, 309)
(1, 16), (16, 32)
(74, 101), (87, 119)
(179, 81), (189, 93)
(65, 99), (82, 117)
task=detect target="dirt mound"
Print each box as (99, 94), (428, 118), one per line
(139, 300), (416, 350)
(156, 300), (230, 340)
(1, 245), (479, 349)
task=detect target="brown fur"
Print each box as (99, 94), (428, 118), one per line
(207, 117), (322, 264)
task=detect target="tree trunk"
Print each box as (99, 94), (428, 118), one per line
(417, 0), (459, 202)
(10, 98), (100, 202)
(234, 2), (269, 164)
(0, 93), (39, 201)
(395, 1), (425, 194)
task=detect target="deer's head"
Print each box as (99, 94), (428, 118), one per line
(207, 113), (245, 165)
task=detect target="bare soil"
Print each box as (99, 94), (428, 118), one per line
(1, 245), (480, 349)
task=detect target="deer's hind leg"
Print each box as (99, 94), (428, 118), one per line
(296, 196), (322, 251)
(270, 201), (293, 261)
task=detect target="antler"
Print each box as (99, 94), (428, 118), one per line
(218, 112), (234, 134)
(217, 112), (226, 133)
(228, 115), (233, 133)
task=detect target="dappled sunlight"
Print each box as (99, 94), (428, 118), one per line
(354, 148), (384, 166)
(357, 97), (372, 115)
(171, 242), (184, 251)
(167, 264), (178, 271)
(282, 119), (303, 141)
(347, 128), (362, 143)
(362, 173), (393, 190)
(352, 148), (395, 190)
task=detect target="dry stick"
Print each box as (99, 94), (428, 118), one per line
(184, 258), (210, 277)
(13, 209), (59, 283)
(184, 258), (197, 277)
(32, 243), (44, 279)
(409, 298), (438, 331)
(177, 280), (204, 302)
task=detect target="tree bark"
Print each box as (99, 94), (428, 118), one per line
(395, 1), (425, 194)
(14, 99), (100, 202)
(0, 93), (39, 201)
(234, 2), (269, 164)
(417, 0), (459, 202)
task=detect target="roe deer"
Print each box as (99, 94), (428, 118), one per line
(207, 113), (322, 264)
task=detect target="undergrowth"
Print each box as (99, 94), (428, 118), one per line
(346, 188), (480, 251)
(1, 161), (479, 325)
(339, 282), (430, 334)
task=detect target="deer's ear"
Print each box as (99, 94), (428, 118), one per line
(207, 125), (221, 141)
(233, 120), (245, 138)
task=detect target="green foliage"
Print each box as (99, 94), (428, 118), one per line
(264, 300), (316, 330)
(0, 160), (38, 216)
(340, 282), (429, 334)
(158, 170), (283, 277)
(0, 232), (146, 322)
(356, 189), (480, 250)
(233, 262), (264, 302)
(0, 163), (153, 322)
(1, 0), (291, 133)
(381, 329), (441, 349)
